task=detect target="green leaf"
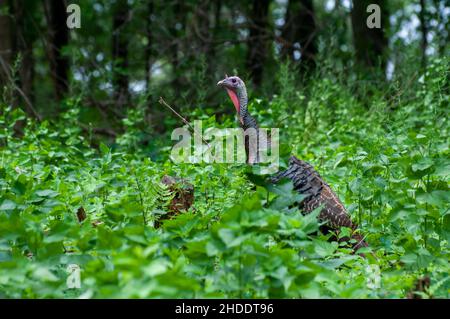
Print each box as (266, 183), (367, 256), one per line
(433, 159), (450, 177)
(217, 228), (246, 248)
(400, 253), (417, 265)
(349, 178), (362, 194)
(0, 199), (16, 211)
(144, 259), (169, 277)
(412, 158), (434, 172)
(313, 239), (337, 257)
(416, 190), (450, 207)
(35, 189), (59, 198)
(99, 142), (110, 155)
(33, 268), (59, 282)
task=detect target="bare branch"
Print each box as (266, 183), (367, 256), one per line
(158, 97), (211, 149)
(0, 55), (42, 121)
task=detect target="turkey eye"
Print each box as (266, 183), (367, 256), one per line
(231, 78), (237, 83)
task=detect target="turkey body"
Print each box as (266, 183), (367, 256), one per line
(271, 156), (368, 251)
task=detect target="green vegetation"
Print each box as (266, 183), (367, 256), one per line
(0, 58), (448, 298)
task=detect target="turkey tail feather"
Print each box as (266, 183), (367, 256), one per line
(271, 155), (368, 252)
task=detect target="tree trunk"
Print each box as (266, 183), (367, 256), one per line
(351, 0), (388, 69)
(14, 0), (35, 104)
(145, 1), (154, 92)
(1, 0), (39, 120)
(112, 0), (130, 109)
(0, 0), (13, 92)
(169, 2), (187, 89)
(281, 0), (317, 71)
(419, 0), (428, 68)
(45, 0), (69, 102)
(247, 0), (271, 88)
(193, 0), (221, 85)
(195, 1), (211, 53)
(195, 1), (213, 68)
(334, 0), (341, 10)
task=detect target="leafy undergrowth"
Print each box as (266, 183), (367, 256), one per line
(0, 59), (449, 298)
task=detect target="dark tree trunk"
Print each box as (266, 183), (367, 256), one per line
(351, 0), (388, 69)
(0, 0), (13, 91)
(195, 1), (213, 71)
(247, 0), (271, 88)
(419, 0), (428, 68)
(208, 0), (222, 77)
(213, 0), (222, 49)
(45, 0), (69, 102)
(195, 1), (211, 54)
(1, 0), (39, 120)
(169, 2), (187, 89)
(14, 0), (35, 104)
(281, 0), (317, 71)
(112, 0), (130, 109)
(195, 0), (221, 83)
(145, 1), (154, 92)
(334, 0), (341, 10)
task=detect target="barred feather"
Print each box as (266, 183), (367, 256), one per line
(271, 156), (368, 250)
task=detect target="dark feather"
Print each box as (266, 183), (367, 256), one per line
(271, 156), (368, 251)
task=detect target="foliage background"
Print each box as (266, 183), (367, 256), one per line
(0, 0), (449, 298)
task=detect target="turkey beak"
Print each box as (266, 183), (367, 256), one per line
(217, 79), (225, 87)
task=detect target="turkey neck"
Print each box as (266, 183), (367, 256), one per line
(236, 84), (269, 164)
(237, 85), (258, 130)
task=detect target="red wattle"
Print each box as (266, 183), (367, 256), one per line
(226, 88), (240, 114)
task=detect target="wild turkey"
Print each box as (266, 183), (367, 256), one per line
(217, 75), (368, 252)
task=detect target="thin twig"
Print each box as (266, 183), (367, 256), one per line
(0, 56), (42, 121)
(158, 97), (211, 148)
